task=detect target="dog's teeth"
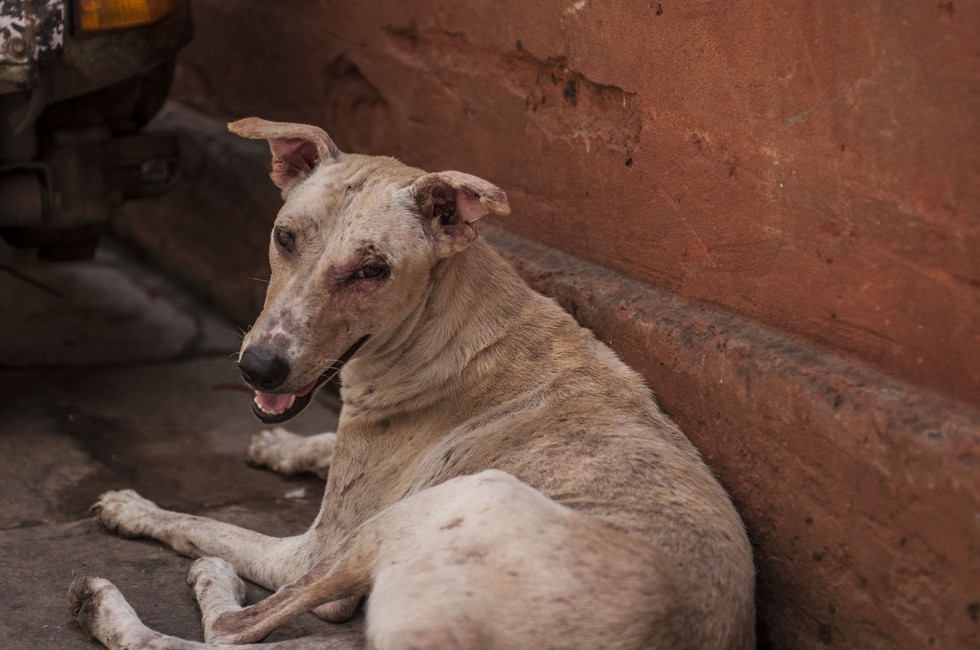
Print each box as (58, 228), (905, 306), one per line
(254, 394), (296, 415)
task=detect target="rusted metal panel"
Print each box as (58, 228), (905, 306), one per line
(1, 0), (64, 89)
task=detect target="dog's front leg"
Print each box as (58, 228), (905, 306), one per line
(92, 489), (309, 591)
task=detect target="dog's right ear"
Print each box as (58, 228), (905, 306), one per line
(228, 117), (342, 195)
(412, 171), (510, 256)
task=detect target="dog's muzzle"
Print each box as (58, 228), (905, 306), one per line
(248, 335), (370, 424)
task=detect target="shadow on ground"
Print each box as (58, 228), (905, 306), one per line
(0, 240), (344, 648)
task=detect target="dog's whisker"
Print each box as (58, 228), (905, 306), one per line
(223, 327), (246, 342)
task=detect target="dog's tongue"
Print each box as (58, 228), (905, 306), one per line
(253, 381), (316, 415)
(255, 391), (294, 413)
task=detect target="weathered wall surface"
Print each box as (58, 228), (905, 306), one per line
(111, 1), (980, 648)
(169, 0), (979, 410)
(114, 107), (980, 649)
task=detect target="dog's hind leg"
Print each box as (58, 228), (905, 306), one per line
(186, 557), (247, 643)
(247, 428), (335, 479)
(92, 489), (310, 591)
(202, 527), (377, 645)
(201, 470), (569, 646)
(187, 557), (365, 642)
(68, 576), (365, 650)
(208, 470), (674, 648)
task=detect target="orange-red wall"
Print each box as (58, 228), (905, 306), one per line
(119, 3), (980, 647)
(172, 0), (979, 409)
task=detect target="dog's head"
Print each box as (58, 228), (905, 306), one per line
(228, 117), (510, 423)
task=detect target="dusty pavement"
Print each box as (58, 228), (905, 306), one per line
(0, 239), (349, 647)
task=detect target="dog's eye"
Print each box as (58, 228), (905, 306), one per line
(275, 228), (294, 250)
(353, 263), (388, 280)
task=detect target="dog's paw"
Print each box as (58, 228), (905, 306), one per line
(247, 427), (321, 476)
(187, 556), (233, 587)
(68, 576), (111, 620)
(246, 427), (301, 473)
(90, 489), (160, 538)
(69, 577), (149, 645)
(68, 577), (130, 637)
(188, 558), (247, 642)
(186, 557), (244, 599)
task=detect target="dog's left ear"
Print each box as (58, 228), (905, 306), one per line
(228, 117), (342, 195)
(412, 171), (510, 254)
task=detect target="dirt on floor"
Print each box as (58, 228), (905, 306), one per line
(0, 240), (348, 648)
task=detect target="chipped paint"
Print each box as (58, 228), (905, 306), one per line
(1, 0), (64, 68)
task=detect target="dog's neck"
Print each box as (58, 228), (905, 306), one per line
(339, 237), (541, 419)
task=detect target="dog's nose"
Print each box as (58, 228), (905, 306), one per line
(238, 347), (290, 391)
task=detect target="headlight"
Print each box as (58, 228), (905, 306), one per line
(75, 0), (184, 33)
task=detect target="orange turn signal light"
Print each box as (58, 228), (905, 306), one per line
(76, 0), (183, 33)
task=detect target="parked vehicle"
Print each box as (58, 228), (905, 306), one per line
(0, 0), (191, 259)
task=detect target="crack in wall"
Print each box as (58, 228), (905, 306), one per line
(383, 24), (642, 155)
(782, 34), (954, 130)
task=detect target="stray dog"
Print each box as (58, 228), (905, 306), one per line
(68, 118), (755, 649)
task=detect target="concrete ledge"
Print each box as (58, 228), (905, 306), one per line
(482, 222), (980, 649)
(113, 104), (980, 649)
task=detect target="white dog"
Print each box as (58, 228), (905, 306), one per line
(69, 117), (755, 649)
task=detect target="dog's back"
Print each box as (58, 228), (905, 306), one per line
(333, 236), (756, 649)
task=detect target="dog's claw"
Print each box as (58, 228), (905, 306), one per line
(68, 576), (119, 637)
(67, 577), (99, 618)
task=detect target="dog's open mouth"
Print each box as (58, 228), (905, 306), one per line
(250, 335), (370, 424)
(253, 382), (316, 423)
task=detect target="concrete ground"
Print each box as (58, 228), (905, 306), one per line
(0, 239), (346, 647)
